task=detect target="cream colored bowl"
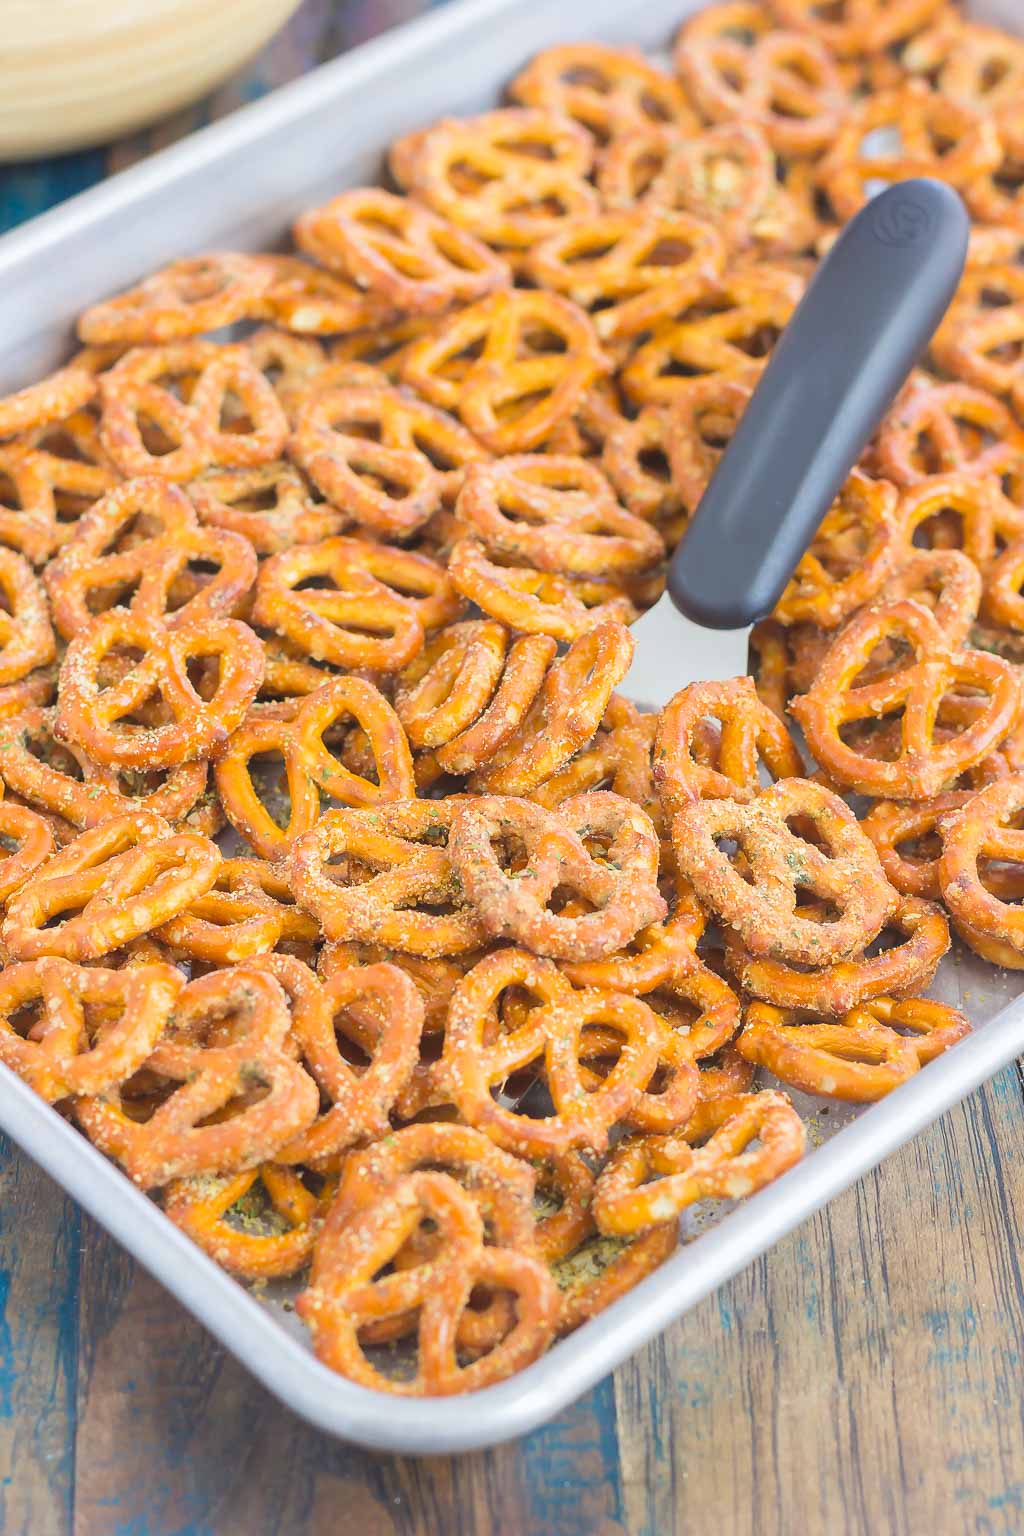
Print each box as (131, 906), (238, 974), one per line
(0, 0), (303, 160)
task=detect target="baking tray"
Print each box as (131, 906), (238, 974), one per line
(0, 0), (1021, 1456)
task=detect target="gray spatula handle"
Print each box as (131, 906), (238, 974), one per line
(666, 178), (970, 629)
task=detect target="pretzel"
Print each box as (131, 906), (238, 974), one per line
(289, 385), (488, 537)
(939, 775), (1024, 967)
(0, 797), (54, 903)
(895, 472), (1024, 573)
(295, 188), (510, 312)
(981, 537), (1024, 634)
(468, 622), (634, 794)
(527, 210), (725, 344)
(875, 381), (1024, 488)
(0, 368), (97, 440)
(77, 254), (273, 345)
(509, 41), (696, 142)
(965, 106), (1024, 231)
(455, 456), (663, 578)
(622, 271), (799, 406)
(773, 472), (901, 629)
(0, 549), (55, 697)
(250, 254), (395, 335)
(297, 1170), (558, 1393)
(449, 792), (666, 961)
(725, 895), (950, 1015)
(288, 799), (487, 956)
(907, 20), (1024, 115)
(675, 5), (848, 158)
(44, 476), (257, 640)
(188, 461), (347, 555)
(873, 550), (981, 650)
(738, 995), (970, 1102)
(448, 539), (637, 642)
(165, 1163), (333, 1280)
(932, 266), (1024, 398)
(400, 290), (607, 454)
(559, 904), (706, 998)
(433, 633), (557, 776)
(1, 811), (220, 962)
(0, 955), (183, 1101)
(99, 343), (288, 481)
(56, 610), (264, 769)
(0, 417), (118, 565)
(820, 84), (1001, 223)
(766, 0), (949, 56)
(554, 1220), (679, 1336)
(394, 620), (507, 752)
(216, 678), (414, 860)
(601, 406), (681, 529)
(399, 108), (599, 249)
(672, 777), (897, 966)
(661, 367), (761, 518)
(593, 1089), (805, 1237)
(791, 600), (1022, 799)
(653, 677), (802, 821)
(153, 857), (317, 964)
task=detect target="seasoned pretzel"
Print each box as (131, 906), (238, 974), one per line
(739, 995), (969, 1102)
(510, 42), (696, 142)
(0, 368), (96, 440)
(653, 677), (802, 821)
(939, 775), (1024, 967)
(873, 550), (981, 649)
(165, 1163), (333, 1280)
(394, 620), (507, 751)
(662, 368), (760, 516)
(153, 858), (315, 964)
(288, 799), (487, 956)
(0, 797), (54, 903)
(251, 254), (395, 335)
(297, 1171), (558, 1394)
(0, 956), (182, 1101)
(216, 676), (413, 860)
(773, 472), (901, 629)
(594, 1089), (805, 1236)
(672, 777), (897, 966)
(56, 610), (264, 769)
(449, 791), (666, 961)
(725, 895), (950, 1015)
(791, 600), (1021, 799)
(965, 106), (1024, 232)
(875, 381), (1024, 488)
(894, 472), (1024, 572)
(295, 188), (510, 312)
(1, 811), (220, 962)
(44, 476), (257, 639)
(400, 290), (607, 454)
(932, 266), (1024, 398)
(434, 633), (557, 776)
(675, 5), (848, 157)
(766, 0), (948, 56)
(0, 418), (118, 565)
(188, 460), (348, 555)
(601, 405), (681, 528)
(0, 548), (57, 689)
(400, 108), (598, 249)
(77, 254), (272, 346)
(449, 539), (636, 641)
(99, 343), (288, 481)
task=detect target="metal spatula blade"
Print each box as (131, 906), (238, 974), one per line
(620, 177), (970, 714)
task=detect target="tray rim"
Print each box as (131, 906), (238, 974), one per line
(0, 0), (1021, 1456)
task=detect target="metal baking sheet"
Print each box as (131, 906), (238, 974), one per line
(0, 0), (1020, 1456)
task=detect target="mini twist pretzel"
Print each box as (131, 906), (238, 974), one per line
(738, 996), (970, 1102)
(0, 368), (97, 440)
(0, 955), (183, 1101)
(433, 633), (557, 777)
(250, 254), (395, 335)
(77, 254), (273, 345)
(674, 5), (848, 158)
(894, 472), (1024, 571)
(468, 622), (634, 795)
(980, 536), (1024, 634)
(527, 210), (725, 343)
(791, 599), (1022, 799)
(602, 405), (681, 527)
(455, 456), (663, 578)
(873, 549), (981, 650)
(448, 539), (637, 642)
(593, 1089), (805, 1236)
(766, 0), (948, 56)
(288, 799), (488, 956)
(932, 265), (1024, 398)
(0, 707), (212, 833)
(154, 858), (316, 964)
(772, 472), (901, 629)
(671, 777), (898, 966)
(44, 476), (257, 640)
(274, 961), (424, 1164)
(215, 678), (414, 860)
(55, 610), (265, 769)
(188, 461), (349, 555)
(399, 108), (599, 250)
(394, 620), (508, 751)
(965, 105), (1024, 231)
(664, 367), (761, 515)
(819, 83), (1001, 223)
(0, 797), (54, 903)
(863, 793), (975, 901)
(289, 385), (488, 537)
(99, 342), (288, 481)
(510, 42), (697, 143)
(399, 289), (608, 454)
(560, 907), (707, 997)
(724, 895), (950, 1015)
(1, 811), (220, 962)
(0, 419), (118, 565)
(297, 1171), (559, 1395)
(910, 20), (1024, 116)
(939, 775), (1024, 967)
(295, 188), (510, 313)
(252, 536), (460, 673)
(449, 791), (666, 961)
(653, 677), (803, 822)
(0, 548), (57, 686)
(164, 1163), (334, 1280)
(875, 380), (1024, 488)
(441, 947), (664, 1155)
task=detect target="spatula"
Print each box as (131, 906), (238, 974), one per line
(623, 177), (970, 710)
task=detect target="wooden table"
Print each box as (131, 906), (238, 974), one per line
(1, 5), (1023, 1532)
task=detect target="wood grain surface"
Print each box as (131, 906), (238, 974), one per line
(1, 4), (1023, 1533)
